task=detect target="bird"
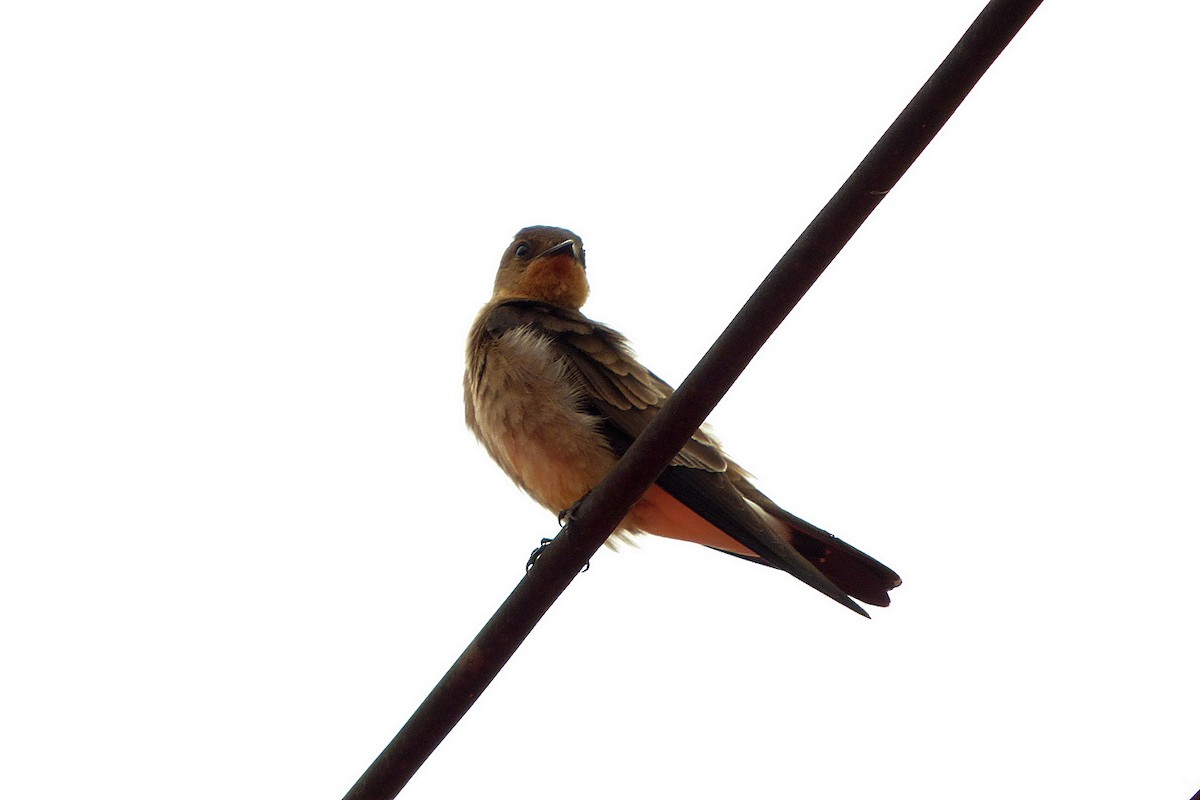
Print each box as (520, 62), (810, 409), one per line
(464, 225), (901, 616)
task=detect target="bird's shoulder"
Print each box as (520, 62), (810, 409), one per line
(475, 300), (661, 407)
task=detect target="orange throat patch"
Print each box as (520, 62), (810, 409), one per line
(517, 256), (589, 308)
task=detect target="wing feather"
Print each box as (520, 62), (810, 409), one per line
(484, 300), (728, 472)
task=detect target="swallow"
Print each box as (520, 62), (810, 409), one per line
(464, 226), (901, 616)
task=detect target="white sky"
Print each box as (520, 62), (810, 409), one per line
(3, 2), (1198, 799)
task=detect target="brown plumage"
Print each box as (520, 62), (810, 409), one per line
(465, 226), (901, 616)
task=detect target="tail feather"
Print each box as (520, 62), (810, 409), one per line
(730, 477), (901, 607)
(786, 522), (900, 607)
(714, 530), (900, 607)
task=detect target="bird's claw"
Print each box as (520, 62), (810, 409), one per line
(525, 536), (590, 574)
(557, 494), (589, 527)
(526, 538), (554, 573)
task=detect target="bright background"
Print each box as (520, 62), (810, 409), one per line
(3, 3), (1198, 799)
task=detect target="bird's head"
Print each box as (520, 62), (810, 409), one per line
(492, 226), (589, 310)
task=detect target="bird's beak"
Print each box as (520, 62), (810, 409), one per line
(540, 239), (579, 261)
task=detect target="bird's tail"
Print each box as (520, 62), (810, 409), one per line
(784, 517), (901, 607)
(651, 464), (898, 613)
(733, 480), (902, 607)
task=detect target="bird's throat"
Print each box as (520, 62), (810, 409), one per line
(512, 256), (589, 309)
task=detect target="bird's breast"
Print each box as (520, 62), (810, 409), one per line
(467, 326), (616, 512)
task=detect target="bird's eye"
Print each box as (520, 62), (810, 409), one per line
(514, 242), (530, 257)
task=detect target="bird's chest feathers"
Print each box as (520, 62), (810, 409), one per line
(470, 328), (613, 510)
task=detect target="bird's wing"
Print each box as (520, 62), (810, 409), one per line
(483, 300), (726, 471)
(484, 300), (866, 615)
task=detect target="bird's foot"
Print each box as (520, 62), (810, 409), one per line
(557, 493), (590, 527)
(525, 535), (590, 574)
(526, 538), (554, 573)
(526, 494), (594, 574)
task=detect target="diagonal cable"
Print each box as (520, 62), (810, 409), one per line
(343, 1), (1043, 796)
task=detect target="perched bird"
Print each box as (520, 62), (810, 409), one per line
(465, 226), (901, 616)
